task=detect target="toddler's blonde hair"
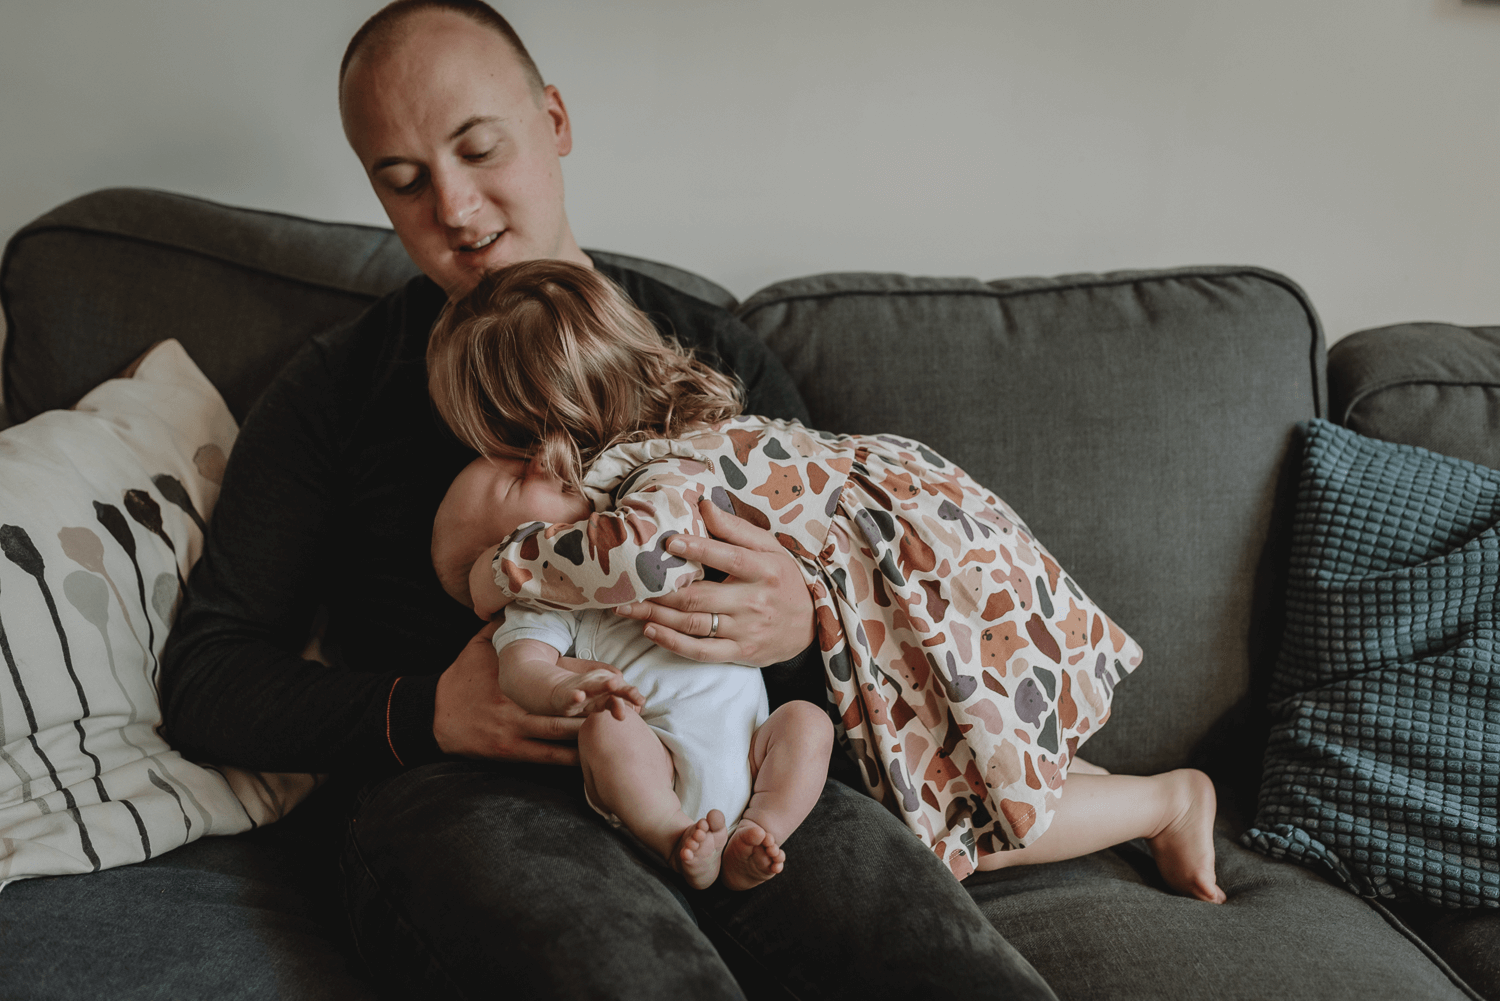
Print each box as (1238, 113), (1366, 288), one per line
(427, 260), (743, 493)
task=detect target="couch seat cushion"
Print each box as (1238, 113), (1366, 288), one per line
(969, 819), (1478, 1001)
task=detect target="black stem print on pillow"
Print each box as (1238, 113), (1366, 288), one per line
(148, 769), (192, 840)
(96, 500), (159, 687)
(0, 575), (49, 802)
(122, 490), (183, 593)
(150, 474), (206, 535)
(118, 798), (152, 862)
(152, 756), (213, 835)
(0, 524), (105, 871)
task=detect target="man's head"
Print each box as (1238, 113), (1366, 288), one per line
(431, 455), (591, 608)
(339, 1), (591, 299)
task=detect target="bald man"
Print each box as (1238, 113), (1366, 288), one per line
(161, 3), (1056, 998)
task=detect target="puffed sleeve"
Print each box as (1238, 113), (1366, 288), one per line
(491, 451), (727, 610)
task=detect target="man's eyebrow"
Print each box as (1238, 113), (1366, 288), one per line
(449, 115), (502, 141)
(371, 117), (504, 172)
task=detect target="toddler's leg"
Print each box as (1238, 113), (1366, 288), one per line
(975, 768), (1225, 904)
(720, 701), (835, 891)
(579, 711), (723, 889)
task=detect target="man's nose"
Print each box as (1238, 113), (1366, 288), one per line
(433, 171), (481, 230)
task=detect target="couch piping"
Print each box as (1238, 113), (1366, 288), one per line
(1338, 378), (1500, 426)
(1366, 899), (1487, 1001)
(1, 223), (400, 302)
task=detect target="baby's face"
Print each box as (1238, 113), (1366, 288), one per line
(432, 456), (593, 605)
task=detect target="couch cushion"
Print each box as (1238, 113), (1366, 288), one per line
(738, 268), (1325, 786)
(1329, 323), (1500, 472)
(0, 188), (419, 425)
(967, 823), (1478, 1001)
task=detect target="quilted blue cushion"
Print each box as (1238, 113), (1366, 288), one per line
(1243, 419), (1500, 908)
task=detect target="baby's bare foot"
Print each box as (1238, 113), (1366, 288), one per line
(673, 810), (730, 890)
(1148, 769), (1226, 904)
(720, 820), (785, 891)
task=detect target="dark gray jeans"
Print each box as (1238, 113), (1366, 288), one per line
(341, 760), (1056, 1000)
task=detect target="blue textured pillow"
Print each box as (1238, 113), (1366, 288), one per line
(1243, 419), (1500, 908)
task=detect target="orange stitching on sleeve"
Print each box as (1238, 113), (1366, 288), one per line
(386, 677), (405, 767)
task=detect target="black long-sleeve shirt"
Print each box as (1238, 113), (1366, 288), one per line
(159, 264), (810, 774)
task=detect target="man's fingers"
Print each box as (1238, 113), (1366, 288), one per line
(664, 530), (775, 582)
(696, 498), (781, 553)
(640, 621), (741, 664)
(523, 712), (586, 741)
(614, 598), (721, 637)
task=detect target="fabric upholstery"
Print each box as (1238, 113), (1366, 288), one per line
(738, 268), (1325, 783)
(969, 818), (1478, 1001)
(0, 787), (375, 1000)
(1243, 420), (1500, 907)
(1330, 323), (1500, 473)
(0, 189), (417, 424)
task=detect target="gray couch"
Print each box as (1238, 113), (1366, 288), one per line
(2, 188), (1496, 1000)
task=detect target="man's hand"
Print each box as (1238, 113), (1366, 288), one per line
(613, 499), (815, 667)
(434, 622), (589, 763)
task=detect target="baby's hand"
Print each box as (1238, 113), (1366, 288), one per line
(549, 668), (646, 717)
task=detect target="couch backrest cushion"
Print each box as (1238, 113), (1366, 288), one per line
(0, 188), (737, 426)
(1, 189), (419, 425)
(738, 268), (1325, 779)
(1329, 322), (1500, 471)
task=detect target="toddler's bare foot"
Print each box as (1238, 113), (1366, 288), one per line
(673, 810), (731, 890)
(720, 820), (785, 891)
(1148, 769), (1226, 904)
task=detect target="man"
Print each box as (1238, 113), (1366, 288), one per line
(161, 2), (1056, 997)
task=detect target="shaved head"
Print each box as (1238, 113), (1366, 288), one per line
(339, 0), (544, 104)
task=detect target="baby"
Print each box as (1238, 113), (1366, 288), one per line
(427, 258), (1224, 900)
(432, 456), (834, 891)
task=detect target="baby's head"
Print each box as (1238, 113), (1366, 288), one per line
(431, 455), (591, 608)
(426, 259), (742, 493)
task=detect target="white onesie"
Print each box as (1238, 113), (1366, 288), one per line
(492, 605), (769, 824)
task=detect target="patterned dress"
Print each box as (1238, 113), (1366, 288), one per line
(490, 416), (1143, 878)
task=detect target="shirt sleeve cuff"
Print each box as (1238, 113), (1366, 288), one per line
(384, 673), (444, 767)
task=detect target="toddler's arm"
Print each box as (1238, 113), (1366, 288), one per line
(483, 456), (721, 612)
(497, 638), (644, 718)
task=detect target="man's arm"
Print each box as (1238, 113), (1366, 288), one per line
(160, 299), (584, 773)
(159, 331), (415, 773)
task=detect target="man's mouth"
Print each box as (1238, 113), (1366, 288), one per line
(457, 232), (500, 253)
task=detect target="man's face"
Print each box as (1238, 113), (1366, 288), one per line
(340, 10), (591, 298)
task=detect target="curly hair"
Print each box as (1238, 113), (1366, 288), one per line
(427, 260), (744, 493)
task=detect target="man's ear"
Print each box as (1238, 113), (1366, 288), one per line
(544, 84), (573, 157)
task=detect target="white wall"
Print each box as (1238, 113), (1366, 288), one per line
(2, 0), (1498, 344)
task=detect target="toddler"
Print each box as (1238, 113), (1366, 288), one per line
(428, 260), (1225, 900)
